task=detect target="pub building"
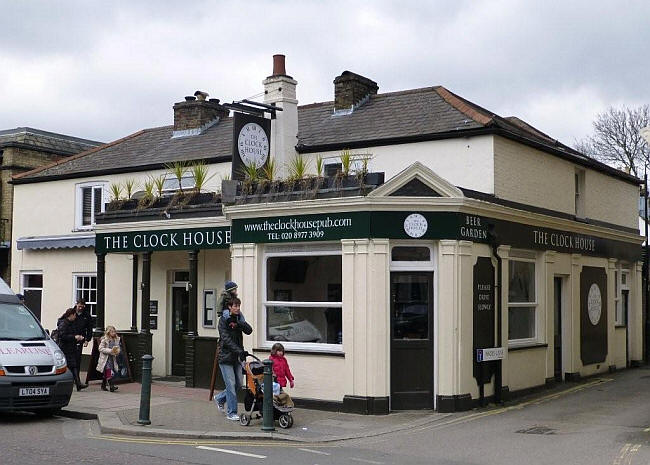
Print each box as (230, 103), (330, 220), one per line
(11, 55), (643, 413)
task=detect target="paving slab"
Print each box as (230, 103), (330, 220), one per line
(61, 377), (451, 442)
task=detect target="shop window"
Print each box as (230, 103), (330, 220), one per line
(75, 182), (107, 229)
(615, 269), (629, 326)
(73, 274), (97, 317)
(508, 258), (537, 342)
(264, 253), (342, 350)
(21, 272), (43, 321)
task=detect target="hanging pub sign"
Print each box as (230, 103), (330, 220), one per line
(231, 112), (271, 181)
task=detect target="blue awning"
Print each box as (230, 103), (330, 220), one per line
(17, 234), (94, 250)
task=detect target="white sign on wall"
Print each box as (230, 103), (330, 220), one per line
(476, 347), (504, 362)
(403, 213), (428, 238)
(587, 283), (602, 326)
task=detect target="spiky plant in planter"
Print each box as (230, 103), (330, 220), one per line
(166, 161), (189, 195)
(107, 182), (124, 210)
(340, 149), (353, 176)
(124, 178), (137, 199)
(190, 161), (214, 195)
(261, 158), (278, 194)
(139, 178), (155, 208)
(240, 162), (260, 196)
(153, 175), (166, 199)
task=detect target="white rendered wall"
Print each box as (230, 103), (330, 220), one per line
(300, 136), (495, 194)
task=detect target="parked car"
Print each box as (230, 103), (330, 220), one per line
(0, 278), (73, 416)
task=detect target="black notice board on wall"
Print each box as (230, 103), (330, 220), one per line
(580, 266), (608, 365)
(473, 257), (496, 383)
(149, 300), (158, 315)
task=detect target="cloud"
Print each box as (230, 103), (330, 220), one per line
(0, 0), (648, 145)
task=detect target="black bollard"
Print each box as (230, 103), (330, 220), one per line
(137, 354), (154, 425)
(261, 359), (275, 431)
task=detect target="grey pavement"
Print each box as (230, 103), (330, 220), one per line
(60, 370), (648, 444)
(61, 376), (452, 442)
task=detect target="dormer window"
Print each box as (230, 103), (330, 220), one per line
(75, 181), (107, 229)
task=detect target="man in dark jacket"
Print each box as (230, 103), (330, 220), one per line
(213, 297), (252, 421)
(71, 299), (93, 389)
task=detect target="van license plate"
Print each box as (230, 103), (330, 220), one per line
(19, 387), (50, 396)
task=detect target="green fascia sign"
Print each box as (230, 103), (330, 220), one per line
(231, 212), (370, 244)
(96, 227), (231, 253)
(232, 211), (640, 261)
(96, 212), (640, 262)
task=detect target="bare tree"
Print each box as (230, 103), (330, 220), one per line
(575, 104), (650, 177)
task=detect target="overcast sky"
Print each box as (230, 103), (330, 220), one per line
(1, 1), (648, 147)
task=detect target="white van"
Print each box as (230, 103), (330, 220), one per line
(0, 278), (73, 415)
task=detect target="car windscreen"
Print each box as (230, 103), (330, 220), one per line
(0, 303), (46, 340)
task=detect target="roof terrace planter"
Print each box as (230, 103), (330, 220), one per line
(98, 192), (223, 224)
(221, 172), (385, 206)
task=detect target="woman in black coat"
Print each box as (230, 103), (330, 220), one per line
(57, 308), (86, 391)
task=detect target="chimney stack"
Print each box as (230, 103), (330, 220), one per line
(333, 71), (378, 112)
(172, 90), (228, 137)
(263, 54), (298, 178)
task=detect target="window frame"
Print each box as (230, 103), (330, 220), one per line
(615, 267), (630, 326)
(262, 248), (343, 353)
(203, 288), (217, 328)
(72, 273), (98, 318)
(507, 256), (539, 346)
(75, 181), (108, 230)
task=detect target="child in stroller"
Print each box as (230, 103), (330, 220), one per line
(239, 354), (295, 428)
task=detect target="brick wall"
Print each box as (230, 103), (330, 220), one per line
(494, 136), (638, 229)
(0, 146), (65, 280)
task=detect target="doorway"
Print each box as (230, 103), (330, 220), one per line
(171, 285), (189, 376)
(390, 272), (434, 409)
(553, 277), (563, 382)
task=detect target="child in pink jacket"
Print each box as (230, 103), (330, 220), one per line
(269, 343), (294, 389)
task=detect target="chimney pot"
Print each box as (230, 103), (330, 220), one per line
(185, 96), (196, 102)
(272, 54), (286, 76)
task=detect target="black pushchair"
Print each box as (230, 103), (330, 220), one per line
(239, 354), (294, 428)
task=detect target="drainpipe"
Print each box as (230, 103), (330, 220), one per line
(488, 226), (503, 403)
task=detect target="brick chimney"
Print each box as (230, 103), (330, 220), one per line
(172, 91), (229, 138)
(333, 71), (378, 112)
(263, 54), (298, 178)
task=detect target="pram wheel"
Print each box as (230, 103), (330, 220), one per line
(278, 413), (292, 429)
(239, 413), (251, 426)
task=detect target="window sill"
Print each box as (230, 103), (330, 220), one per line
(253, 347), (345, 357)
(508, 343), (548, 352)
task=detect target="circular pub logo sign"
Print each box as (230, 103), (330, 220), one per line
(238, 122), (269, 169)
(403, 213), (428, 238)
(587, 283), (602, 326)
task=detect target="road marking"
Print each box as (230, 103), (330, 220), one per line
(88, 434), (332, 448)
(197, 445), (266, 459)
(350, 458), (384, 464)
(299, 448), (331, 455)
(612, 443), (642, 465)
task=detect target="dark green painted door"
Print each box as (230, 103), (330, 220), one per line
(172, 287), (189, 376)
(390, 272), (434, 410)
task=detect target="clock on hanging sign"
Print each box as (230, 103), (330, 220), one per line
(231, 113), (272, 180)
(238, 122), (269, 169)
